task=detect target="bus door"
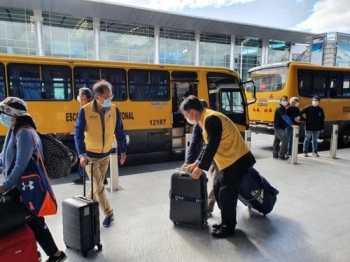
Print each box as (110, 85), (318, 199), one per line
(171, 80), (198, 150)
(216, 87), (248, 132)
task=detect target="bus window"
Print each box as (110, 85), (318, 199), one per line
(128, 70), (170, 101)
(8, 64), (42, 100)
(0, 64), (5, 99)
(298, 71), (327, 98)
(74, 67), (100, 95)
(42, 66), (71, 100)
(101, 68), (127, 100)
(248, 68), (287, 92)
(343, 75), (350, 97)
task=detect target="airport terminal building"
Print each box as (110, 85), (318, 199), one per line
(0, 0), (313, 80)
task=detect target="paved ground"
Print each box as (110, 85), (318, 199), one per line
(37, 147), (350, 262)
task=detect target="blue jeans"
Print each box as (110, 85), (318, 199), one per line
(77, 165), (85, 180)
(303, 130), (320, 153)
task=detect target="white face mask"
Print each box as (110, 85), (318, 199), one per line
(77, 96), (82, 103)
(185, 117), (196, 125)
(312, 101), (319, 107)
(281, 101), (288, 107)
(294, 102), (300, 107)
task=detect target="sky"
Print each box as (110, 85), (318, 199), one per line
(98, 0), (350, 34)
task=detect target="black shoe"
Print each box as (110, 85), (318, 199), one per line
(104, 178), (108, 185)
(211, 225), (235, 238)
(212, 222), (223, 229)
(279, 155), (289, 160)
(273, 154), (279, 159)
(72, 178), (83, 185)
(45, 251), (67, 262)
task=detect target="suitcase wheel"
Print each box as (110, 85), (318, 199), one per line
(82, 251), (88, 257)
(173, 221), (178, 226)
(97, 243), (103, 251)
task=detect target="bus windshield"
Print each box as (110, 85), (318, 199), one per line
(248, 67), (288, 92)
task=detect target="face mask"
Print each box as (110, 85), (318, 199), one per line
(102, 98), (112, 108)
(185, 117), (196, 125)
(281, 101), (288, 107)
(312, 101), (319, 107)
(77, 96), (82, 103)
(294, 102), (300, 107)
(0, 114), (13, 127)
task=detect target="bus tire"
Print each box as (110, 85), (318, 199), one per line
(65, 142), (79, 172)
(338, 125), (350, 148)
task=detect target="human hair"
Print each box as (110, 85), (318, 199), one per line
(280, 95), (288, 101)
(92, 80), (112, 96)
(79, 87), (92, 100)
(289, 97), (299, 104)
(13, 115), (37, 136)
(179, 95), (204, 113)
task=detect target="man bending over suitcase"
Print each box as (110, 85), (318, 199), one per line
(180, 95), (255, 238)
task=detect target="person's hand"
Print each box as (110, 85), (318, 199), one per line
(181, 162), (190, 168)
(120, 153), (126, 165)
(191, 167), (202, 179)
(80, 155), (88, 168)
(187, 162), (199, 172)
(291, 125), (299, 129)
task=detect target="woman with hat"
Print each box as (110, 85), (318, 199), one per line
(0, 97), (67, 262)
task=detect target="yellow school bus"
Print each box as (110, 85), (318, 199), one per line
(0, 54), (253, 169)
(245, 61), (350, 147)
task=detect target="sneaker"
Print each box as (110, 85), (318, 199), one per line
(312, 152), (320, 157)
(212, 222), (223, 229)
(103, 214), (114, 227)
(211, 225), (235, 238)
(303, 152), (308, 157)
(45, 251), (67, 262)
(72, 178), (83, 185)
(104, 178), (108, 185)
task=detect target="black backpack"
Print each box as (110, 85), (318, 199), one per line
(38, 133), (72, 179)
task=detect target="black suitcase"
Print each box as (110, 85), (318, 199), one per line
(169, 168), (208, 228)
(62, 163), (102, 257)
(238, 167), (279, 215)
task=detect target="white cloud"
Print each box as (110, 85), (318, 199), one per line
(100, 0), (255, 11)
(294, 0), (350, 33)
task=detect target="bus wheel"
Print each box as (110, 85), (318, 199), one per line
(338, 125), (350, 148)
(66, 143), (79, 172)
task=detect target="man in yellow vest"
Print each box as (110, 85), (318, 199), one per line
(181, 95), (255, 238)
(74, 80), (127, 228)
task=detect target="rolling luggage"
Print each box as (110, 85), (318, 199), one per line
(169, 168), (208, 228)
(238, 167), (279, 215)
(0, 224), (38, 262)
(62, 163), (102, 257)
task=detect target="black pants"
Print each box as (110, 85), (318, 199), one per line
(214, 153), (254, 229)
(27, 216), (58, 257)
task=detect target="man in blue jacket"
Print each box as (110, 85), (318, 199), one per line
(74, 80), (127, 228)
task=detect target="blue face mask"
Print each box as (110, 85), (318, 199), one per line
(0, 114), (13, 127)
(102, 99), (112, 108)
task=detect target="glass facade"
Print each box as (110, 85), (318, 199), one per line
(42, 12), (94, 59)
(268, 40), (290, 64)
(159, 28), (195, 65)
(0, 8), (36, 55)
(100, 21), (154, 62)
(200, 33), (231, 67)
(0, 6), (301, 72)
